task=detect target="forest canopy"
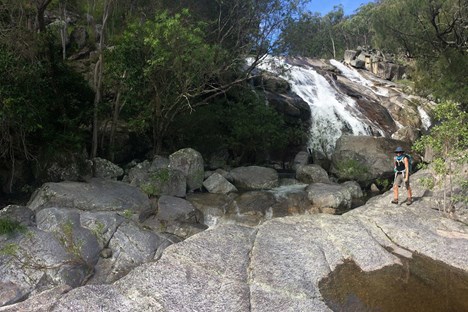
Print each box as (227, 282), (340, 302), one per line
(0, 0), (466, 192)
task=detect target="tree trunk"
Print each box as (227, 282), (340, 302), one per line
(91, 0), (112, 163)
(59, 2), (67, 60)
(330, 33), (336, 59)
(109, 73), (126, 162)
(35, 0), (53, 33)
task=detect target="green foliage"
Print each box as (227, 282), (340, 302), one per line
(414, 102), (468, 158)
(89, 221), (105, 238)
(107, 9), (229, 152)
(0, 243), (19, 256)
(418, 176), (435, 190)
(375, 178), (391, 192)
(278, 6), (347, 58)
(57, 221), (84, 259)
(227, 97), (290, 162)
(334, 159), (369, 181)
(0, 42), (93, 191)
(122, 209), (133, 219)
(168, 87), (302, 164)
(140, 168), (171, 196)
(413, 101), (468, 212)
(369, 0), (467, 103)
(0, 218), (26, 236)
(413, 51), (468, 104)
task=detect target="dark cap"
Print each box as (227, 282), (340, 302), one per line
(395, 146), (404, 153)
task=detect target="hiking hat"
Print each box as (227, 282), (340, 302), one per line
(395, 146), (404, 153)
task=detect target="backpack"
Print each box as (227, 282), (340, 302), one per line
(404, 154), (413, 173)
(395, 154), (413, 173)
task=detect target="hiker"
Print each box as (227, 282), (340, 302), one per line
(392, 146), (413, 205)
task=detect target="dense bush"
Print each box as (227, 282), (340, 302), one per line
(0, 44), (93, 192)
(168, 87), (306, 165)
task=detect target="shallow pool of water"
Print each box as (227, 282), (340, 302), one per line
(319, 253), (468, 312)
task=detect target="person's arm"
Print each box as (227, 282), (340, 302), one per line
(404, 157), (409, 181)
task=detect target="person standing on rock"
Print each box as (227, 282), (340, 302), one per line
(392, 146), (413, 205)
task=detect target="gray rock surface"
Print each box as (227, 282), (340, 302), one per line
(27, 178), (150, 213)
(230, 166), (279, 191)
(126, 164), (187, 198)
(156, 196), (198, 222)
(330, 135), (412, 184)
(341, 180), (364, 199)
(1, 164), (467, 311)
(186, 193), (235, 227)
(306, 183), (352, 213)
(296, 164), (330, 184)
(4, 188), (468, 311)
(292, 151), (310, 170)
(203, 172), (238, 194)
(92, 157), (124, 180)
(4, 190), (466, 312)
(169, 148), (204, 192)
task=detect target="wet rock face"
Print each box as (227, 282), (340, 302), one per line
(320, 255), (468, 312)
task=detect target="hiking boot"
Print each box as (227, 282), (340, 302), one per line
(391, 199), (398, 204)
(406, 198), (413, 205)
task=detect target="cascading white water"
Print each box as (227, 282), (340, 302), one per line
(255, 57), (383, 156)
(288, 65), (373, 156)
(418, 106), (432, 130)
(331, 59), (433, 131)
(252, 56), (433, 157)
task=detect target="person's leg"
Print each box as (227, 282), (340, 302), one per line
(392, 174), (401, 204)
(393, 184), (399, 202)
(406, 181), (413, 205)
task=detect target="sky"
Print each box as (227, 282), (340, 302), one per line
(305, 0), (374, 16)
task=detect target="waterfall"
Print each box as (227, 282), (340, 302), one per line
(255, 57), (384, 156)
(418, 106), (432, 130)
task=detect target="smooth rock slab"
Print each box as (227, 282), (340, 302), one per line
(28, 178), (151, 213)
(2, 188), (467, 312)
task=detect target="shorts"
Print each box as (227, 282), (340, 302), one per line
(394, 172), (410, 188)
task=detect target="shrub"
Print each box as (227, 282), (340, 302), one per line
(0, 218), (26, 235)
(413, 101), (468, 213)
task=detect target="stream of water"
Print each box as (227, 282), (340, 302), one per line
(253, 56), (433, 156)
(319, 253), (468, 312)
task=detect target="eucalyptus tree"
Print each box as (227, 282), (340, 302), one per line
(370, 0), (467, 103)
(340, 2), (376, 50)
(278, 12), (325, 56)
(277, 5), (346, 58)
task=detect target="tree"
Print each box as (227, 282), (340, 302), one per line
(340, 3), (376, 50)
(368, 0), (467, 104)
(91, 0), (113, 160)
(278, 12), (325, 56)
(107, 1), (306, 154)
(167, 86), (301, 165)
(277, 5), (346, 58)
(32, 0), (53, 32)
(413, 101), (468, 214)
(107, 10), (226, 153)
(0, 44), (93, 192)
